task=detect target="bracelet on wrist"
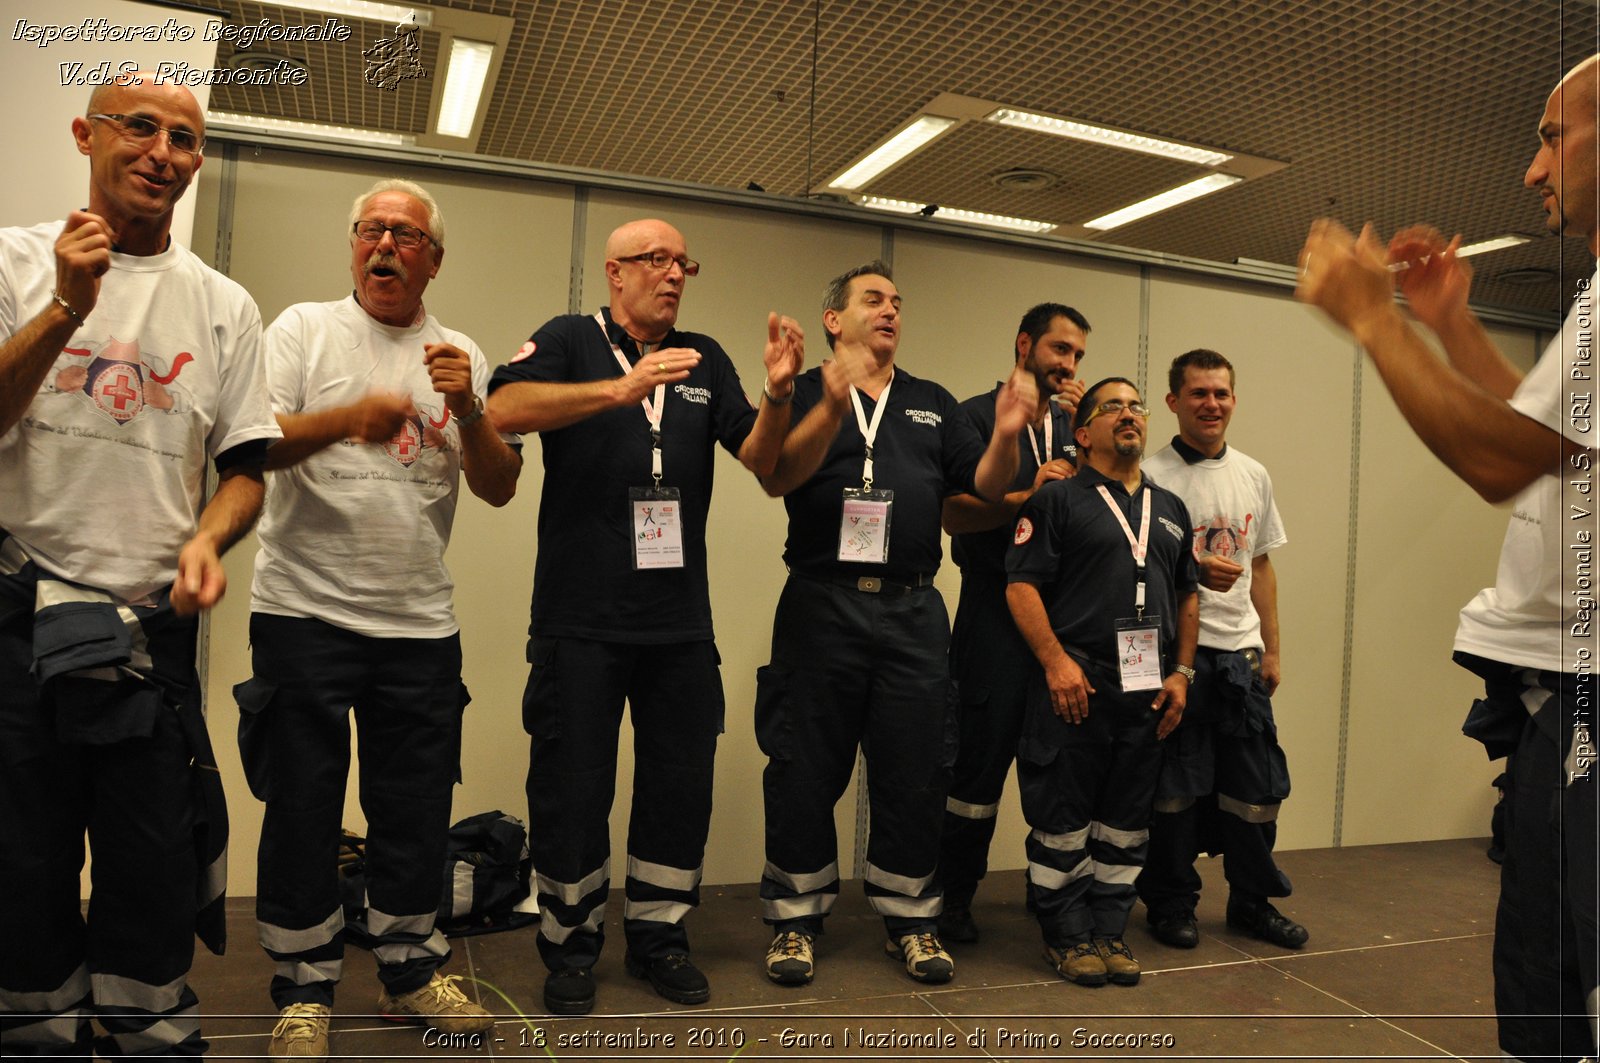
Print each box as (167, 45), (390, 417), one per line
(762, 378), (793, 405)
(51, 290), (84, 326)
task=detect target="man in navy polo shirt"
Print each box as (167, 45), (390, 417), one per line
(937, 302), (1090, 944)
(753, 260), (1032, 988)
(487, 218), (804, 1015)
(1007, 376), (1198, 989)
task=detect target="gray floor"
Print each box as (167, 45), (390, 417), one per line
(190, 837), (1503, 1061)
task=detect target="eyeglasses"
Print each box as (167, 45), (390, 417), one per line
(617, 251), (700, 276)
(89, 113), (204, 158)
(1085, 399), (1151, 424)
(352, 220), (436, 250)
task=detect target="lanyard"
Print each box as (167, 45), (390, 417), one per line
(1097, 483), (1152, 616)
(1025, 413), (1053, 467)
(848, 372), (893, 489)
(596, 312), (666, 483)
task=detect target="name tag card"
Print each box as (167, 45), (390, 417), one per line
(838, 487), (894, 564)
(1115, 616), (1162, 691)
(630, 486), (684, 569)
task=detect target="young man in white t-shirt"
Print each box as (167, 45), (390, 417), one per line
(236, 179), (521, 1059)
(1297, 55), (1599, 1063)
(1136, 349), (1307, 953)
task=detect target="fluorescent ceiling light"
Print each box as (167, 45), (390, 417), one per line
(858, 195), (927, 214)
(830, 116), (957, 191)
(1458, 234), (1532, 258)
(988, 108), (1231, 167)
(207, 111), (411, 147)
(435, 38), (494, 138)
(267, 0), (432, 26)
(1082, 173), (1243, 231)
(859, 195), (1056, 234)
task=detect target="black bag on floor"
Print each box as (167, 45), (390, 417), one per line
(436, 810), (539, 938)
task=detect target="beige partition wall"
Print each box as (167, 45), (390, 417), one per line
(193, 142), (1543, 892)
(1340, 323), (1541, 844)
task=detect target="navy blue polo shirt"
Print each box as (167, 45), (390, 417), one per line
(950, 383), (1078, 579)
(488, 307), (758, 643)
(1006, 464), (1197, 676)
(781, 364), (984, 580)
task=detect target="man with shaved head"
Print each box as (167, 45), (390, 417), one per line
(0, 73), (279, 1055)
(1297, 54), (1599, 1063)
(488, 218), (803, 1014)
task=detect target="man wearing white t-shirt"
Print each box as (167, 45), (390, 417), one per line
(0, 74), (280, 1057)
(1136, 349), (1307, 953)
(1297, 55), (1599, 1063)
(236, 179), (520, 1059)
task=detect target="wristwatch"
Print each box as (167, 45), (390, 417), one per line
(457, 395), (486, 428)
(1174, 663), (1196, 681)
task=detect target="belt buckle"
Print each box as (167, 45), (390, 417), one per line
(857, 576), (882, 593)
(1240, 647), (1262, 675)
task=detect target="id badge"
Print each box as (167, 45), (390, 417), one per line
(629, 486), (684, 570)
(838, 487), (893, 564)
(1115, 616), (1162, 691)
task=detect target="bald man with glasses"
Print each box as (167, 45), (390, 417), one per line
(487, 218), (803, 1016)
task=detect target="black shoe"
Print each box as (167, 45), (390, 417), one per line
(1148, 910), (1199, 949)
(543, 967), (595, 1015)
(625, 952), (710, 1005)
(1226, 899), (1309, 949)
(937, 905), (979, 944)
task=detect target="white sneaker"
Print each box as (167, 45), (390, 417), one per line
(886, 931), (954, 983)
(765, 929), (815, 985)
(269, 1002), (330, 1059)
(377, 974), (494, 1034)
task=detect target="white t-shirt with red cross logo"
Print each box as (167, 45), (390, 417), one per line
(251, 296), (509, 638)
(0, 221), (280, 602)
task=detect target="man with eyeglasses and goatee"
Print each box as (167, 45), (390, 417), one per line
(1006, 377), (1198, 990)
(486, 218), (804, 1016)
(238, 178), (519, 1058)
(0, 73), (279, 1056)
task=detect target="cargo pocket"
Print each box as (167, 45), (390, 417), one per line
(233, 677), (278, 801)
(710, 643), (727, 736)
(454, 682), (472, 783)
(941, 681), (962, 769)
(1263, 728), (1291, 803)
(520, 637), (561, 741)
(753, 664), (792, 761)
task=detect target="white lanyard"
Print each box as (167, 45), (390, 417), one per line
(849, 372), (893, 489)
(1025, 414), (1053, 467)
(1097, 483), (1152, 614)
(596, 312), (666, 482)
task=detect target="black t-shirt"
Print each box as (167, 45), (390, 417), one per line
(488, 308), (757, 642)
(781, 364), (984, 579)
(950, 384), (1078, 579)
(1007, 465), (1198, 675)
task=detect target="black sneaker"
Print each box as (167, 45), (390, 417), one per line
(624, 952), (710, 1005)
(1226, 899), (1309, 949)
(543, 967), (595, 1015)
(937, 905), (979, 943)
(1148, 910), (1199, 949)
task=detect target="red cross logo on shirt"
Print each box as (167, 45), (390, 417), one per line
(90, 363), (144, 423)
(384, 417), (425, 468)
